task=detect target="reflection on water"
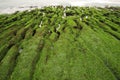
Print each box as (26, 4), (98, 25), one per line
(0, 0), (120, 14)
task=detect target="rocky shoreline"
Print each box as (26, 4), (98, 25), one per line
(0, 1), (120, 14)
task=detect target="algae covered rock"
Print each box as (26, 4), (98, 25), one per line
(0, 6), (120, 80)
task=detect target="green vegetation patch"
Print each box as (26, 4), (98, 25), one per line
(0, 6), (120, 80)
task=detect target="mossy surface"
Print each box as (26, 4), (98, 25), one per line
(0, 6), (120, 80)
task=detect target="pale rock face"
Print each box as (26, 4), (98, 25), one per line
(19, 48), (23, 53)
(64, 12), (66, 17)
(62, 16), (65, 19)
(86, 16), (88, 19)
(62, 9), (66, 18)
(41, 21), (43, 25)
(63, 8), (66, 17)
(43, 13), (45, 16)
(56, 24), (61, 31)
(80, 17), (82, 21)
(39, 25), (41, 28)
(39, 21), (43, 28)
(67, 8), (70, 11)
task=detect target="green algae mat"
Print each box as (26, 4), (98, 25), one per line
(0, 6), (120, 80)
